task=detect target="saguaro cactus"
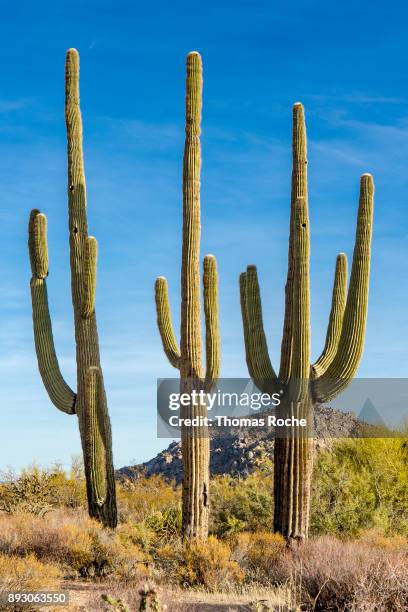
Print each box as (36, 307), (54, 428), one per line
(155, 52), (220, 540)
(240, 103), (374, 541)
(28, 49), (117, 528)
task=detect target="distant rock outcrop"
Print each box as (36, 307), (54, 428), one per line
(117, 405), (371, 484)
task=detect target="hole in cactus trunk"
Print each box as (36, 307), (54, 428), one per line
(203, 483), (208, 507)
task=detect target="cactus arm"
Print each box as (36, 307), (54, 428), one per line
(155, 277), (181, 369)
(30, 279), (77, 414)
(180, 51), (203, 381)
(28, 208), (41, 274)
(81, 236), (97, 318)
(84, 367), (107, 506)
(241, 265), (277, 385)
(279, 103), (308, 382)
(311, 253), (347, 378)
(28, 210), (76, 414)
(29, 211), (49, 279)
(239, 272), (257, 380)
(313, 174), (374, 402)
(291, 197), (311, 379)
(203, 254), (220, 384)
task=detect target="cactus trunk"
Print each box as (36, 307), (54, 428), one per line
(273, 395), (314, 541)
(240, 103), (374, 541)
(28, 49), (117, 528)
(155, 52), (220, 540)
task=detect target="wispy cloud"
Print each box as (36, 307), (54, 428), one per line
(100, 117), (183, 152)
(0, 98), (30, 113)
(305, 92), (406, 106)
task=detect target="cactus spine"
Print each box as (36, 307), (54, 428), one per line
(28, 49), (117, 528)
(240, 103), (374, 541)
(155, 52), (220, 540)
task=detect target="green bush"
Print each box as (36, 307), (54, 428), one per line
(210, 473), (274, 536)
(145, 505), (182, 540)
(311, 438), (408, 536)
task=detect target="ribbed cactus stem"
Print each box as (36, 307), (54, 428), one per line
(30, 277), (76, 414)
(325, 174), (373, 379)
(312, 253), (347, 377)
(155, 277), (181, 368)
(180, 51), (203, 381)
(203, 255), (220, 386)
(240, 102), (374, 541)
(81, 236), (98, 318)
(292, 197), (310, 380)
(155, 52), (220, 540)
(28, 208), (41, 274)
(28, 49), (117, 528)
(30, 212), (49, 279)
(280, 103), (308, 382)
(239, 272), (255, 380)
(313, 173), (374, 402)
(65, 48), (88, 302)
(84, 367), (107, 506)
(274, 197), (312, 541)
(239, 266), (276, 388)
(29, 209), (76, 414)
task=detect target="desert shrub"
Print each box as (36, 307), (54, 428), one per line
(359, 529), (408, 552)
(0, 468), (55, 516)
(0, 510), (148, 581)
(265, 536), (408, 611)
(0, 460), (85, 516)
(210, 474), (273, 536)
(145, 505), (182, 541)
(117, 476), (180, 523)
(209, 438), (408, 539)
(117, 521), (156, 554)
(311, 438), (408, 536)
(151, 540), (184, 582)
(2, 436), (407, 541)
(179, 536), (244, 591)
(0, 553), (61, 610)
(67, 525), (147, 582)
(231, 531), (286, 584)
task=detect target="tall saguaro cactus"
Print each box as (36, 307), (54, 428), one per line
(155, 52), (220, 540)
(28, 49), (117, 528)
(240, 103), (374, 541)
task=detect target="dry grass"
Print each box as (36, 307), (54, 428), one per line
(266, 535), (408, 610)
(0, 509), (406, 610)
(231, 532), (286, 583)
(0, 554), (61, 612)
(0, 510), (148, 581)
(66, 580), (293, 611)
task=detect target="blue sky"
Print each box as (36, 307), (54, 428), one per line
(0, 1), (407, 471)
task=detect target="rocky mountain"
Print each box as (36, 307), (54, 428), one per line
(117, 406), (372, 484)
